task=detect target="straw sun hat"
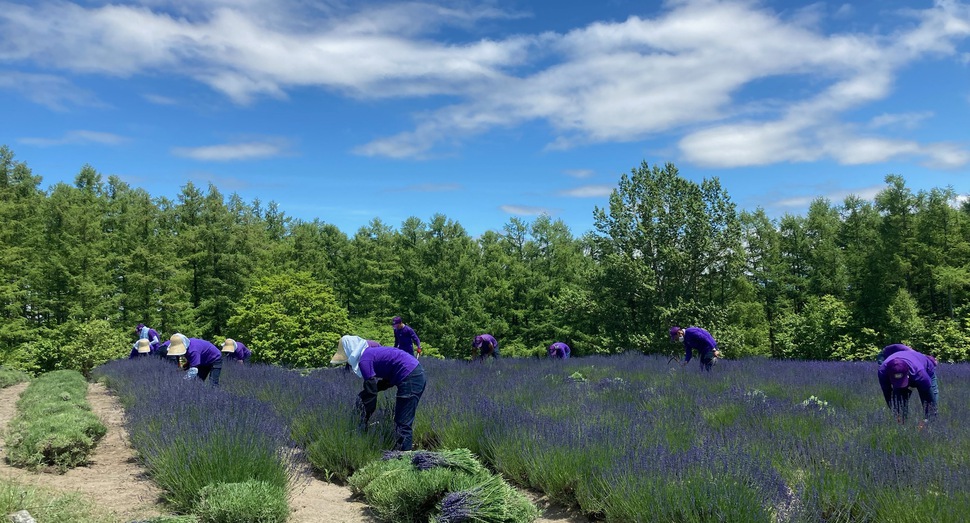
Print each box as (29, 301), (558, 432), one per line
(167, 334), (188, 356)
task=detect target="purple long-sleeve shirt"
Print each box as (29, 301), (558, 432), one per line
(473, 334), (499, 358)
(227, 341), (251, 361)
(184, 338), (223, 368)
(683, 327), (717, 363)
(393, 325), (421, 356)
(878, 350), (936, 407)
(548, 342), (571, 359)
(358, 346), (420, 386)
(139, 326), (162, 351)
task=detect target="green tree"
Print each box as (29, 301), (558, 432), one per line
(740, 209), (784, 355)
(226, 272), (351, 367)
(8, 319), (128, 376)
(0, 146), (44, 359)
(589, 161), (741, 353)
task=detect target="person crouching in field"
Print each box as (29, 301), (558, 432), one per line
(128, 339), (152, 359)
(473, 334), (499, 360)
(670, 325), (721, 371)
(167, 334), (223, 386)
(331, 335), (427, 451)
(221, 338), (251, 363)
(878, 346), (939, 428)
(135, 323), (162, 352)
(547, 342), (571, 359)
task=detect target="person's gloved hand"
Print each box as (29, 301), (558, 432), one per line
(184, 367), (199, 380)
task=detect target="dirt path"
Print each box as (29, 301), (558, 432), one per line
(0, 381), (165, 521)
(0, 382), (584, 522)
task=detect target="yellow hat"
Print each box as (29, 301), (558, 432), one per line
(168, 334), (188, 356)
(222, 338), (236, 353)
(330, 338), (348, 365)
(135, 339), (151, 354)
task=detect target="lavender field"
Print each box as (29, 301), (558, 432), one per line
(96, 355), (970, 522)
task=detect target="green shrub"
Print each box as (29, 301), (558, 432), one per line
(4, 370), (106, 472)
(6, 320), (127, 377)
(195, 480), (288, 523)
(226, 272), (352, 367)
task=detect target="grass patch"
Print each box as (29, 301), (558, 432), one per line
(4, 369), (106, 472)
(0, 366), (31, 388)
(0, 478), (117, 523)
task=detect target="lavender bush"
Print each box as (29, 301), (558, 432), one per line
(101, 352), (970, 522)
(93, 358), (297, 517)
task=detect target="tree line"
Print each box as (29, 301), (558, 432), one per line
(1, 145), (968, 373)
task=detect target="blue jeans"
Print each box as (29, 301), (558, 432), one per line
(393, 365), (426, 451)
(197, 359), (223, 387)
(699, 351), (715, 372)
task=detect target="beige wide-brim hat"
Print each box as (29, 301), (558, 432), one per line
(167, 334), (188, 356)
(330, 338), (348, 365)
(135, 339), (151, 353)
(222, 338), (236, 353)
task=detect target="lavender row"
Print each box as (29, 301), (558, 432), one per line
(93, 357), (298, 515)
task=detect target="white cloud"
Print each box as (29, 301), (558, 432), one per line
(868, 112), (934, 129)
(500, 204), (552, 216)
(0, 1), (531, 104)
(172, 139), (290, 161)
(773, 184), (886, 209)
(558, 185), (614, 197)
(563, 169), (595, 179)
(920, 142), (970, 169)
(143, 93), (179, 105)
(0, 71), (102, 110)
(19, 129), (128, 146)
(3, 0), (969, 165)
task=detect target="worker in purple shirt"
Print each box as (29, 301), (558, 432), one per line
(878, 347), (939, 427)
(135, 323), (162, 352)
(473, 334), (499, 360)
(331, 335), (426, 451)
(167, 333), (223, 386)
(221, 338), (252, 363)
(670, 326), (721, 371)
(392, 316), (422, 357)
(547, 342), (571, 359)
(128, 339), (152, 359)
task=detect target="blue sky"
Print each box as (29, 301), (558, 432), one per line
(1, 0), (968, 237)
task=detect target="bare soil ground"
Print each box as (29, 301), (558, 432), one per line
(0, 382), (586, 522)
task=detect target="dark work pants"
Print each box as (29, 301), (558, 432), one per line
(700, 351), (716, 372)
(393, 365), (426, 451)
(197, 359), (223, 387)
(890, 375), (939, 422)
